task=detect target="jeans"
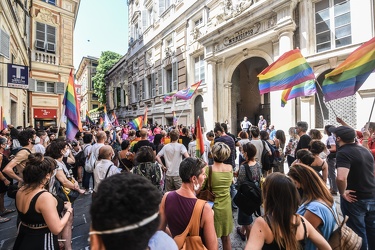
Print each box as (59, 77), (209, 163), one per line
(327, 157), (338, 192)
(82, 168), (94, 190)
(340, 196), (375, 250)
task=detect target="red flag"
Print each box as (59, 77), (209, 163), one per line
(195, 116), (204, 158)
(143, 106), (148, 127)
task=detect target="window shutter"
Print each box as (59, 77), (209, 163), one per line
(142, 79), (145, 100)
(172, 62), (178, 91)
(0, 29), (10, 59)
(142, 10), (148, 31)
(26, 15), (30, 47)
(159, 0), (165, 16)
(151, 73), (156, 97)
(54, 82), (65, 94)
(36, 22), (46, 49)
(46, 25), (56, 52)
(158, 69), (163, 95)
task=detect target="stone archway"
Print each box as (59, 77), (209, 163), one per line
(194, 95), (204, 127)
(230, 57), (269, 134)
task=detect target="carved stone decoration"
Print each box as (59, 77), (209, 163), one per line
(36, 8), (57, 25)
(165, 47), (174, 57)
(268, 15), (277, 28)
(223, 22), (261, 46)
(192, 26), (201, 40)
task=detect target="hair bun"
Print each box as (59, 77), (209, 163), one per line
(28, 152), (44, 164)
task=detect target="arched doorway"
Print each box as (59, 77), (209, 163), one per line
(194, 95), (204, 127)
(231, 57), (269, 134)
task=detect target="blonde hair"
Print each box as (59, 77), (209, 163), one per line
(212, 142), (231, 162)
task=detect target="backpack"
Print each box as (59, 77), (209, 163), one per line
(261, 140), (272, 171)
(261, 140), (279, 171)
(233, 164), (262, 216)
(85, 145), (98, 173)
(74, 145), (89, 168)
(133, 162), (162, 189)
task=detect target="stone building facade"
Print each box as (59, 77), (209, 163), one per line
(106, 0), (375, 134)
(28, 0), (80, 129)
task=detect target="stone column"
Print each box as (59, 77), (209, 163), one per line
(269, 27), (296, 132)
(205, 60), (217, 129)
(113, 86), (118, 108)
(120, 83), (125, 107)
(216, 60), (226, 123)
(224, 81), (233, 124)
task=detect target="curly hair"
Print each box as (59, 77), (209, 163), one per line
(45, 139), (67, 159)
(90, 174), (161, 250)
(135, 146), (154, 163)
(308, 140), (326, 155)
(18, 129), (36, 146)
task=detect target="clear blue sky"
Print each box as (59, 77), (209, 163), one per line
(73, 0), (128, 70)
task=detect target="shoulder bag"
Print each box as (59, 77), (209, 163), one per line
(196, 166), (216, 202)
(174, 199), (208, 250)
(317, 201), (362, 250)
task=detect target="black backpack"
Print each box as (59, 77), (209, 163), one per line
(233, 164), (262, 216)
(261, 140), (279, 171)
(74, 145), (89, 168)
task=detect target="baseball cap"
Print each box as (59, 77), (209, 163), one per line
(329, 126), (356, 142)
(82, 126), (88, 131)
(116, 127), (121, 131)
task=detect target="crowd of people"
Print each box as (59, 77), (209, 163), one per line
(0, 114), (374, 250)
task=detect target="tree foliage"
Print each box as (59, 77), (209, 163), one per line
(93, 51), (122, 104)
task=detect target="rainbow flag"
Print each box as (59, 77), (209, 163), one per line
(322, 37), (375, 101)
(63, 69), (82, 140)
(103, 105), (112, 131)
(128, 116), (143, 130)
(174, 80), (202, 100)
(173, 111), (177, 126)
(162, 92), (176, 102)
(195, 116), (204, 158)
(281, 80), (317, 107)
(143, 106), (148, 127)
(86, 110), (95, 125)
(258, 49), (315, 94)
(112, 111), (119, 126)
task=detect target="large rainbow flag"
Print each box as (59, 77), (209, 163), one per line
(281, 80), (317, 107)
(195, 116), (204, 158)
(322, 37), (375, 102)
(63, 69), (82, 140)
(128, 116), (143, 130)
(258, 49), (315, 94)
(174, 80), (202, 100)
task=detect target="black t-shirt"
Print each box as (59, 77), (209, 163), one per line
(132, 140), (156, 153)
(336, 143), (375, 199)
(214, 135), (236, 168)
(179, 135), (191, 151)
(296, 134), (311, 152)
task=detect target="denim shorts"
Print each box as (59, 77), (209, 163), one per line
(237, 208), (253, 225)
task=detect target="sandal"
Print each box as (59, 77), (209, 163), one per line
(236, 226), (246, 241)
(0, 216), (10, 223)
(0, 208), (15, 216)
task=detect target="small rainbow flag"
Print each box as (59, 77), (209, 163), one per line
(99, 117), (104, 127)
(173, 111), (177, 126)
(195, 116), (204, 158)
(103, 105), (112, 131)
(128, 116), (143, 130)
(63, 69), (82, 140)
(322, 37), (375, 101)
(86, 110), (95, 125)
(281, 80), (317, 107)
(162, 92), (176, 102)
(258, 49), (315, 94)
(174, 80), (202, 100)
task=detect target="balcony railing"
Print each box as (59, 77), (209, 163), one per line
(33, 51), (57, 65)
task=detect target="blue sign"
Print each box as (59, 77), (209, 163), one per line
(7, 63), (28, 89)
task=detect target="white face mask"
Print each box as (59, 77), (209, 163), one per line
(193, 183), (200, 192)
(63, 149), (70, 157)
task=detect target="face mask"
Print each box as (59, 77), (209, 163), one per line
(63, 149), (70, 157)
(111, 153), (115, 160)
(5, 145), (10, 150)
(193, 183), (200, 191)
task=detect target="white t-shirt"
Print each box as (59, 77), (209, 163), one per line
(249, 139), (270, 164)
(93, 159), (120, 192)
(157, 142), (187, 177)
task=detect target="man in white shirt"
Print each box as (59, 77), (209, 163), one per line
(240, 116), (252, 133)
(93, 145), (120, 195)
(156, 129), (189, 191)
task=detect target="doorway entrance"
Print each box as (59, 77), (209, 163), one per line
(231, 57), (269, 134)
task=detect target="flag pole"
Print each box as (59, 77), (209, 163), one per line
(365, 97), (375, 130)
(57, 102), (65, 138)
(176, 102), (189, 125)
(315, 80), (338, 117)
